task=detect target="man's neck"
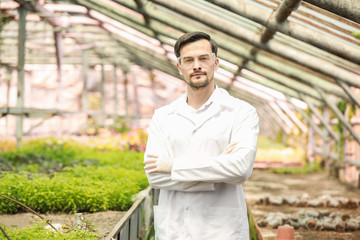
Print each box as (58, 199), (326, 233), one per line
(186, 84), (215, 110)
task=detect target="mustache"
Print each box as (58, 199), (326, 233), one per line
(190, 71), (206, 77)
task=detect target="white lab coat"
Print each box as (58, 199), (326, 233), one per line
(145, 87), (259, 240)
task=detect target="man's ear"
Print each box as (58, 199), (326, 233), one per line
(214, 58), (219, 71)
(176, 63), (183, 76)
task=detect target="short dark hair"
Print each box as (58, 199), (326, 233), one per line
(174, 31), (218, 58)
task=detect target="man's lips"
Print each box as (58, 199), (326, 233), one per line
(191, 72), (205, 77)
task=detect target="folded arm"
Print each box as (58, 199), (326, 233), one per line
(171, 107), (259, 185)
(144, 111), (215, 192)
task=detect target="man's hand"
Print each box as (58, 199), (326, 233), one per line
(144, 154), (173, 174)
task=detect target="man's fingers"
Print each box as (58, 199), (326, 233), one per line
(225, 143), (237, 151)
(143, 159), (156, 164)
(144, 163), (157, 170)
(224, 142), (240, 154)
(146, 154), (159, 158)
(225, 144), (236, 153)
(146, 168), (158, 174)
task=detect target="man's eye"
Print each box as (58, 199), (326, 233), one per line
(183, 58), (194, 63)
(200, 57), (210, 61)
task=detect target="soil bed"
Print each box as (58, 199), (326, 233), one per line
(0, 210), (125, 239)
(244, 169), (360, 240)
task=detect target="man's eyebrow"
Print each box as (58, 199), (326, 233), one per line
(183, 53), (210, 58)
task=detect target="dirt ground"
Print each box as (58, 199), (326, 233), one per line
(244, 169), (360, 240)
(0, 210), (125, 239)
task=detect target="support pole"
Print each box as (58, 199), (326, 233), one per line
(307, 120), (315, 163)
(16, 4), (27, 149)
(101, 62), (106, 126)
(82, 50), (88, 112)
(54, 31), (63, 106)
(5, 68), (11, 136)
(54, 30), (63, 137)
(113, 65), (118, 116)
(82, 49), (88, 130)
(132, 68), (140, 121)
(322, 107), (331, 172)
(123, 70), (129, 120)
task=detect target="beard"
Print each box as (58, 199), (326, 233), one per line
(186, 71), (211, 89)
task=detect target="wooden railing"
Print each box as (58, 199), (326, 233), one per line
(105, 187), (159, 240)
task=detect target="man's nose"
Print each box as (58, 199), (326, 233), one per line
(192, 58), (202, 70)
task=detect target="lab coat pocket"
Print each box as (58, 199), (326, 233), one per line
(203, 207), (249, 240)
(153, 206), (169, 240)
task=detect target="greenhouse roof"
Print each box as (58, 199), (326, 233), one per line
(1, 0), (360, 141)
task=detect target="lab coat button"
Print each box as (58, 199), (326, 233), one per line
(185, 207), (189, 211)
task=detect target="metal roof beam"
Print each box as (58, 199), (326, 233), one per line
(220, 63), (323, 107)
(142, 0), (358, 97)
(65, 0), (350, 104)
(299, 93), (339, 142)
(261, 0), (301, 43)
(315, 86), (360, 145)
(286, 95), (325, 138)
(303, 0), (360, 24)
(198, 0), (360, 85)
(335, 80), (360, 107)
(108, 1), (351, 102)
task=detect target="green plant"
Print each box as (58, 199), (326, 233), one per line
(268, 161), (323, 174)
(257, 135), (287, 149)
(0, 138), (145, 173)
(353, 32), (360, 40)
(0, 221), (100, 240)
(0, 166), (148, 214)
(248, 209), (258, 240)
(0, 137), (148, 215)
(109, 117), (131, 133)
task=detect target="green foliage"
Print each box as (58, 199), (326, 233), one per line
(275, 131), (283, 145)
(0, 137), (145, 173)
(0, 137), (148, 214)
(268, 161), (323, 174)
(353, 32), (360, 40)
(0, 139), (16, 152)
(258, 135), (286, 149)
(0, 221), (100, 240)
(74, 148), (145, 171)
(248, 210), (258, 240)
(109, 117), (131, 133)
(0, 138), (78, 173)
(334, 100), (357, 159)
(0, 165), (148, 214)
(256, 136), (306, 163)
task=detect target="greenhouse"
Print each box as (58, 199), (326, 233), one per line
(0, 0), (359, 239)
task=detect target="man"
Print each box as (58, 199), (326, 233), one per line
(144, 31), (259, 240)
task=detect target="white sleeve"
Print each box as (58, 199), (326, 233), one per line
(171, 107), (259, 185)
(145, 110), (215, 192)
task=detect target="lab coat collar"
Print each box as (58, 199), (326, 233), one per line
(162, 87), (236, 116)
(167, 87), (236, 129)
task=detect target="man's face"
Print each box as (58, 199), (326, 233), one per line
(177, 39), (219, 89)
